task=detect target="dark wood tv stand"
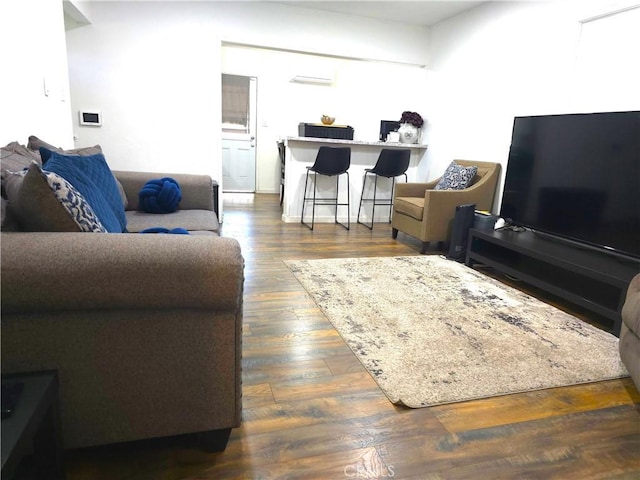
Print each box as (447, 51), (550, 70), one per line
(465, 228), (640, 336)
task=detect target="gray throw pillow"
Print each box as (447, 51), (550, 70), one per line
(434, 162), (478, 190)
(26, 135), (59, 153)
(1, 142), (42, 174)
(28, 135), (103, 159)
(3, 163), (107, 232)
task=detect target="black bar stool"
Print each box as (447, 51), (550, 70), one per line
(277, 141), (285, 207)
(357, 148), (410, 229)
(301, 146), (351, 230)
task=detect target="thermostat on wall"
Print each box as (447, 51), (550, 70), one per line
(79, 111), (102, 126)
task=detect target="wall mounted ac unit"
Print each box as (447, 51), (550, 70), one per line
(290, 73), (334, 85)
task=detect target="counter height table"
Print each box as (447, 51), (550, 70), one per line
(281, 137), (427, 224)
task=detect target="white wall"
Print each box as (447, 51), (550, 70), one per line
(66, 3), (222, 179)
(222, 45), (428, 193)
(65, 1), (430, 192)
(0, 0), (73, 147)
(425, 1), (640, 210)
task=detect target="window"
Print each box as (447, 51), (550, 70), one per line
(221, 74), (250, 133)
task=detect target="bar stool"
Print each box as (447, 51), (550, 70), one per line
(301, 146), (351, 230)
(357, 148), (410, 229)
(277, 141), (285, 207)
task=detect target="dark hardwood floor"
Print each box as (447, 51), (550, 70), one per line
(66, 193), (640, 479)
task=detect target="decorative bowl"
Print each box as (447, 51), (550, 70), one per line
(321, 115), (335, 125)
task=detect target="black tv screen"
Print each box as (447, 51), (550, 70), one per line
(500, 111), (640, 259)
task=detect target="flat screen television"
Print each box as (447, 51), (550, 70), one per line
(500, 110), (640, 260)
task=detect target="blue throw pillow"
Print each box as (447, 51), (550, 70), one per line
(139, 177), (182, 214)
(41, 149), (127, 233)
(39, 147), (55, 164)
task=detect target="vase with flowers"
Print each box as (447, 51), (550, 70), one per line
(398, 111), (424, 144)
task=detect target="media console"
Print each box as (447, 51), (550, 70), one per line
(465, 228), (640, 336)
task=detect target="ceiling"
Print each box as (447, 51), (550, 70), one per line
(278, 1), (487, 26)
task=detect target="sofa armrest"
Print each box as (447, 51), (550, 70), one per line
(394, 180), (439, 198)
(622, 274), (640, 334)
(1, 232), (243, 314)
(113, 170), (215, 212)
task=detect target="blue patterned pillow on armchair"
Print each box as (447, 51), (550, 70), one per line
(434, 162), (478, 190)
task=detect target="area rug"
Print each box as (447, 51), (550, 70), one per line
(285, 255), (628, 407)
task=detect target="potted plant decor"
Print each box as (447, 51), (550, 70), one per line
(398, 111), (424, 144)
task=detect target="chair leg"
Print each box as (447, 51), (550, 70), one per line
(311, 172), (317, 230)
(357, 173), (373, 230)
(346, 172), (350, 230)
(335, 175), (340, 225)
(199, 428), (232, 453)
(301, 170), (310, 228)
(300, 170), (316, 230)
(420, 241), (430, 254)
(388, 177), (395, 223)
(303, 171), (349, 231)
(357, 173), (367, 226)
(389, 174), (407, 224)
(334, 172), (349, 230)
(392, 228), (398, 239)
(371, 174), (378, 228)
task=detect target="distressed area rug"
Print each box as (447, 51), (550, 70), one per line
(285, 255), (628, 408)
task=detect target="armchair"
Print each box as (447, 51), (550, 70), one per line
(391, 160), (501, 253)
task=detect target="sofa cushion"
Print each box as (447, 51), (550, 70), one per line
(3, 163), (106, 232)
(1, 142), (42, 174)
(1, 198), (20, 231)
(434, 162), (478, 190)
(39, 144), (102, 163)
(620, 274), (640, 388)
(28, 135), (102, 160)
(42, 150), (127, 233)
(622, 274), (640, 335)
(27, 135), (59, 154)
(125, 209), (219, 233)
(394, 196), (425, 221)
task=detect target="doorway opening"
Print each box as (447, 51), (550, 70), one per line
(221, 74), (257, 192)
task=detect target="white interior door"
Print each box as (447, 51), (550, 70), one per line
(222, 75), (257, 192)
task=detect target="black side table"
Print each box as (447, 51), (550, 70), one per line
(1, 371), (65, 480)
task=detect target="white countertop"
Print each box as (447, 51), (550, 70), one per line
(284, 136), (427, 149)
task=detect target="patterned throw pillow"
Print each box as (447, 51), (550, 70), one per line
(3, 163), (106, 232)
(434, 162), (478, 190)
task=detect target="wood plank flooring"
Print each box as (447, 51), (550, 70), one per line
(66, 193), (640, 479)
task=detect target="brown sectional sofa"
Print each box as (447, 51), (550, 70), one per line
(620, 274), (640, 389)
(1, 140), (243, 451)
